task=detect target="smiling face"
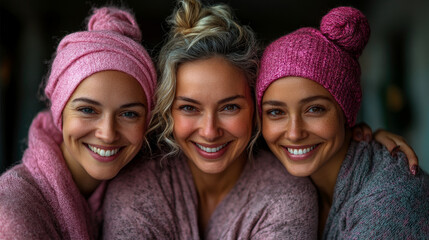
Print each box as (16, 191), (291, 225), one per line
(261, 76), (349, 178)
(61, 70), (147, 184)
(172, 56), (254, 176)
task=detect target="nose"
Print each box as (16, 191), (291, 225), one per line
(199, 113), (222, 141)
(285, 115), (307, 142)
(95, 115), (119, 143)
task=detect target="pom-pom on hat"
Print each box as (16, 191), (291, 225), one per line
(256, 6), (370, 127)
(45, 7), (156, 130)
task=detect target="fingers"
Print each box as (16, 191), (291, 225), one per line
(352, 122), (373, 142)
(395, 145), (419, 176)
(352, 127), (363, 141)
(360, 122), (373, 142)
(374, 129), (396, 152)
(390, 145), (401, 157)
(374, 129), (419, 176)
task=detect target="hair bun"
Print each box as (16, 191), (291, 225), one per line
(320, 6), (370, 58)
(87, 7), (142, 42)
(172, 0), (203, 36)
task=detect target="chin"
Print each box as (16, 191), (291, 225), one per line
(282, 163), (313, 177)
(87, 167), (120, 181)
(288, 170), (311, 177)
(195, 161), (227, 175)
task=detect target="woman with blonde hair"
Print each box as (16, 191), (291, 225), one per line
(103, 1), (420, 239)
(103, 0), (318, 238)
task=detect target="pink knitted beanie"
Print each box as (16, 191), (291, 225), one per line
(256, 6), (370, 127)
(45, 7), (157, 130)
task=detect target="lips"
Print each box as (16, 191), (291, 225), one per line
(193, 142), (230, 159)
(286, 145), (317, 155)
(195, 142), (228, 153)
(88, 144), (120, 157)
(283, 144), (319, 161)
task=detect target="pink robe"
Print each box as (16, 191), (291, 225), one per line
(103, 150), (318, 239)
(0, 111), (105, 239)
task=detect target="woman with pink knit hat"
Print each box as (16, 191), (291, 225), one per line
(256, 6), (429, 239)
(0, 6), (156, 239)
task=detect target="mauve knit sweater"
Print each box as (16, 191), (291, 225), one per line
(103, 150), (318, 239)
(323, 140), (429, 239)
(0, 111), (105, 239)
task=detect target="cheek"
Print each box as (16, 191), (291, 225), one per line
(123, 122), (146, 145)
(172, 114), (196, 140)
(314, 117), (346, 160)
(311, 113), (344, 140)
(225, 113), (253, 139)
(62, 117), (91, 141)
(262, 118), (283, 144)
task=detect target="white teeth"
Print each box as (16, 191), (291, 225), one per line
(288, 145), (316, 155)
(88, 145), (119, 157)
(196, 143), (228, 153)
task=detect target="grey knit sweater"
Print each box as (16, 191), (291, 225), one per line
(323, 140), (429, 239)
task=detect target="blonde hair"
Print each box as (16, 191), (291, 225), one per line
(149, 0), (260, 161)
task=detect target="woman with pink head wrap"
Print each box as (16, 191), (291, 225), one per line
(0, 6), (156, 239)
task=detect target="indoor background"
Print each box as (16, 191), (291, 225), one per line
(1, 0), (428, 173)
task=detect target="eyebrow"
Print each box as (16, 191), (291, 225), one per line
(262, 100), (286, 107)
(72, 97), (146, 109)
(262, 95), (333, 107)
(175, 95), (245, 105)
(299, 95), (333, 104)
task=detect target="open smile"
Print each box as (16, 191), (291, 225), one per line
(286, 144), (319, 155)
(282, 144), (320, 161)
(192, 141), (231, 160)
(88, 144), (120, 157)
(195, 142), (229, 153)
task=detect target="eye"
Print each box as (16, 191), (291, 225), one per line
(307, 105), (326, 114)
(222, 104), (240, 112)
(179, 105), (197, 112)
(121, 111), (140, 119)
(266, 109), (284, 117)
(77, 107), (96, 114)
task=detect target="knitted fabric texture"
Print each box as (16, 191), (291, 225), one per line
(0, 111), (106, 239)
(103, 150), (318, 239)
(256, 6), (370, 127)
(45, 7), (156, 130)
(323, 140), (429, 239)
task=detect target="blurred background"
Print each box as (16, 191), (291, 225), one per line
(0, 0), (428, 173)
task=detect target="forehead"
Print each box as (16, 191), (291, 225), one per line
(264, 76), (333, 101)
(70, 70), (146, 104)
(176, 57), (251, 98)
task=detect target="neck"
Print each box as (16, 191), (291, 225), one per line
(187, 153), (247, 232)
(61, 142), (101, 198)
(310, 129), (351, 204)
(310, 129), (351, 236)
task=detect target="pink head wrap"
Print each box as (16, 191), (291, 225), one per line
(256, 6), (370, 127)
(44, 7), (157, 130)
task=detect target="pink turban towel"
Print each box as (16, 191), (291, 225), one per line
(44, 7), (157, 130)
